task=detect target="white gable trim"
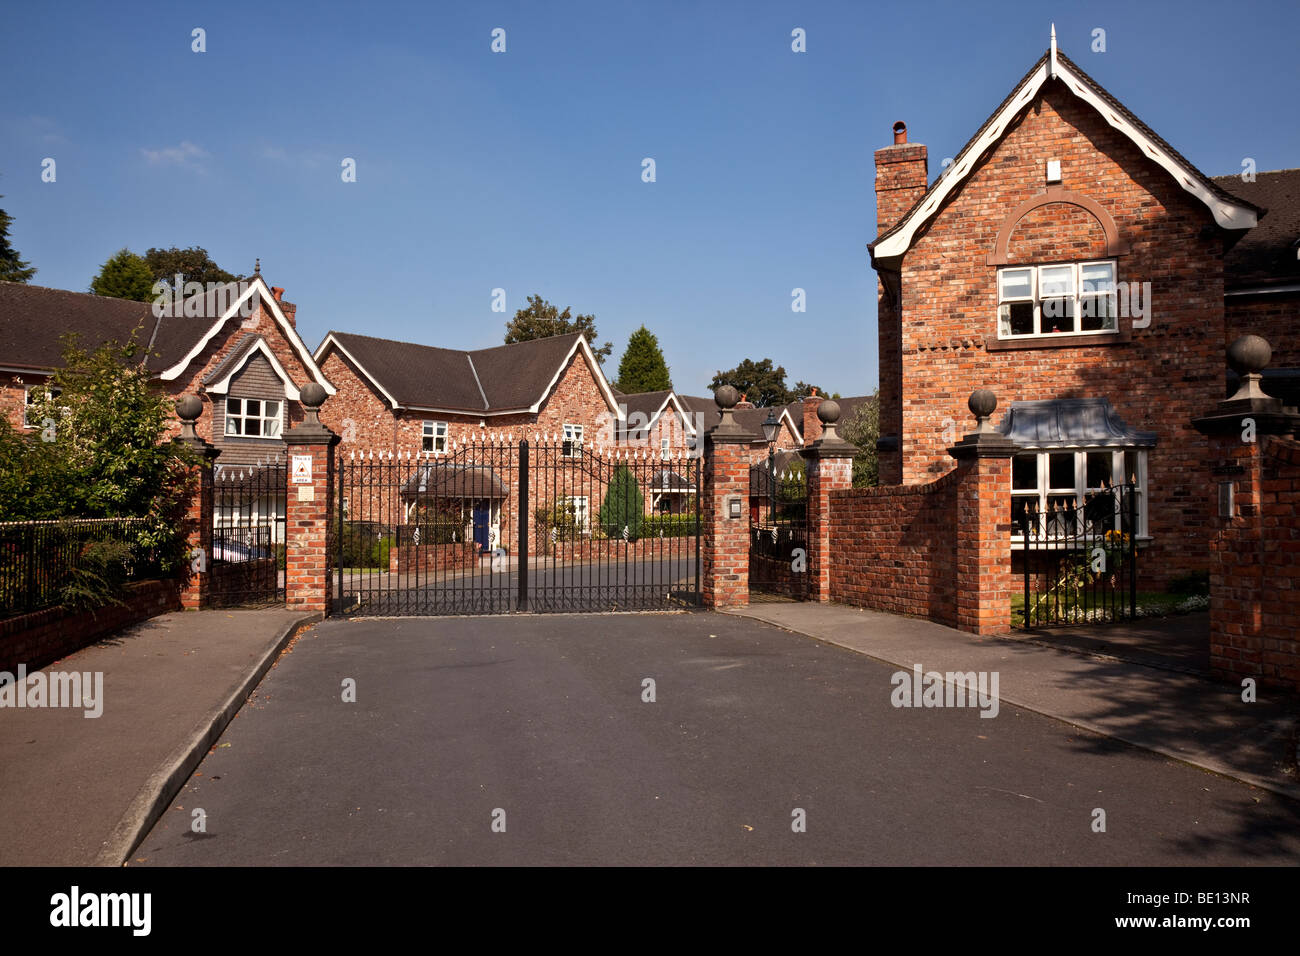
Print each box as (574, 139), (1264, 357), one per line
(159, 275), (335, 394)
(873, 57), (1257, 261)
(314, 333), (401, 409)
(526, 336), (624, 418)
(205, 338), (303, 401)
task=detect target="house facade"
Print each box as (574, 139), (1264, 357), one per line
(0, 274), (335, 543)
(869, 46), (1284, 587)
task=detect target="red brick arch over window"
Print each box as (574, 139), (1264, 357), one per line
(985, 185), (1130, 265)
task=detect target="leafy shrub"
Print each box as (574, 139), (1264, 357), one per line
(598, 466), (645, 541)
(640, 513), (698, 537)
(59, 538), (134, 611)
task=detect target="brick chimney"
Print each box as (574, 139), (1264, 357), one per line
(875, 121), (928, 235)
(734, 393), (755, 410)
(802, 388), (822, 446)
(281, 300), (297, 328)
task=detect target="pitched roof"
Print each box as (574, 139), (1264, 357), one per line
(870, 49), (1260, 266)
(0, 282), (157, 372)
(316, 330), (619, 415)
(676, 394), (803, 444)
(0, 277), (333, 394)
(1211, 169), (1300, 289)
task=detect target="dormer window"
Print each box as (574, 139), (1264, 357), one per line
(997, 261), (1117, 338)
(225, 398), (282, 438)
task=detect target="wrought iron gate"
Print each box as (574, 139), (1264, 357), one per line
(331, 439), (701, 616)
(748, 452), (809, 600)
(210, 461), (287, 607)
(1017, 481), (1137, 627)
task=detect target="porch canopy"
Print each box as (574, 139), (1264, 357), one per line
(400, 463), (509, 500)
(994, 397), (1156, 448)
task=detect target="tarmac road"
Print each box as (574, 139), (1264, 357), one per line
(133, 612), (1300, 866)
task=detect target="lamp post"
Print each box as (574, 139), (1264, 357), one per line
(761, 410), (780, 530)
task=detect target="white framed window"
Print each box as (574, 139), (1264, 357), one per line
(660, 436), (671, 460)
(562, 423), (584, 458)
(558, 495), (589, 531)
(1011, 448), (1147, 542)
(422, 420), (448, 454)
(23, 385), (61, 428)
(997, 260), (1118, 338)
(224, 397), (282, 438)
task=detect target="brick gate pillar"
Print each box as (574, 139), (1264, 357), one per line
(283, 384), (339, 616)
(1192, 335), (1300, 687)
(175, 396), (219, 610)
(800, 400), (857, 602)
(702, 386), (756, 608)
(948, 389), (1019, 635)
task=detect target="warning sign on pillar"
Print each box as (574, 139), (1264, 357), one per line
(292, 455), (313, 485)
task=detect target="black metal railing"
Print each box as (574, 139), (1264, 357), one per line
(210, 461), (287, 607)
(748, 455), (810, 600)
(0, 517), (160, 618)
(1018, 482), (1137, 627)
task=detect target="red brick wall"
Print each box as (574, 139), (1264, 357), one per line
(702, 439), (751, 607)
(1225, 294), (1300, 372)
(1207, 435), (1300, 691)
(0, 579), (182, 673)
(389, 540), (480, 576)
(828, 470), (960, 625)
(877, 86), (1229, 587)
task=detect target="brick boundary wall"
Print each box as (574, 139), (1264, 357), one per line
(0, 578), (182, 673)
(210, 556), (277, 598)
(1208, 436), (1300, 691)
(828, 471), (961, 625)
(388, 541), (481, 576)
(551, 536), (698, 564)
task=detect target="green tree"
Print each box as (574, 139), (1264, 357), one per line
(708, 359), (822, 407)
(840, 391), (880, 488)
(615, 325), (672, 392)
(23, 333), (197, 571)
(143, 245), (242, 292)
(598, 465), (645, 540)
(89, 248), (155, 302)
(505, 294), (613, 364)
(0, 194), (37, 282)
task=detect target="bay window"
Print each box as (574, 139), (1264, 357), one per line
(1010, 448), (1146, 541)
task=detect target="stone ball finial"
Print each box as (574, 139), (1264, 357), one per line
(175, 394), (203, 422)
(714, 384), (739, 410)
(1227, 335), (1271, 376)
(300, 382), (327, 408)
(817, 399), (841, 425)
(969, 389), (997, 421)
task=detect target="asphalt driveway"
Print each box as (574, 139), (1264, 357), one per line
(133, 612), (1300, 866)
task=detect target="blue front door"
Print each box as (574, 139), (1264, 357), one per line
(472, 501), (490, 552)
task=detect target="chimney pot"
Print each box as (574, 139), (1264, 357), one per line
(893, 121), (907, 145)
(271, 286), (284, 301)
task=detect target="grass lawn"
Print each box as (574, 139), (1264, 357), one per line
(1011, 590), (1209, 628)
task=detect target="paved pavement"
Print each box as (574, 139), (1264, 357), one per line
(728, 603), (1299, 800)
(0, 608), (314, 866)
(132, 612), (1300, 866)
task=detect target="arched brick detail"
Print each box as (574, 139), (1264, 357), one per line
(986, 185), (1130, 265)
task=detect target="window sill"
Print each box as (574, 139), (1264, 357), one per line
(986, 329), (1131, 351)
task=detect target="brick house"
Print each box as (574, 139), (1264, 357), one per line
(0, 274), (334, 538)
(314, 329), (626, 547)
(1, 274), (332, 451)
(869, 44), (1279, 587)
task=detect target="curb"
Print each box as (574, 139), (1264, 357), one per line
(92, 612), (320, 867)
(725, 607), (1300, 805)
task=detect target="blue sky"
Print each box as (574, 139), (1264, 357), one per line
(2, 0), (1297, 397)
